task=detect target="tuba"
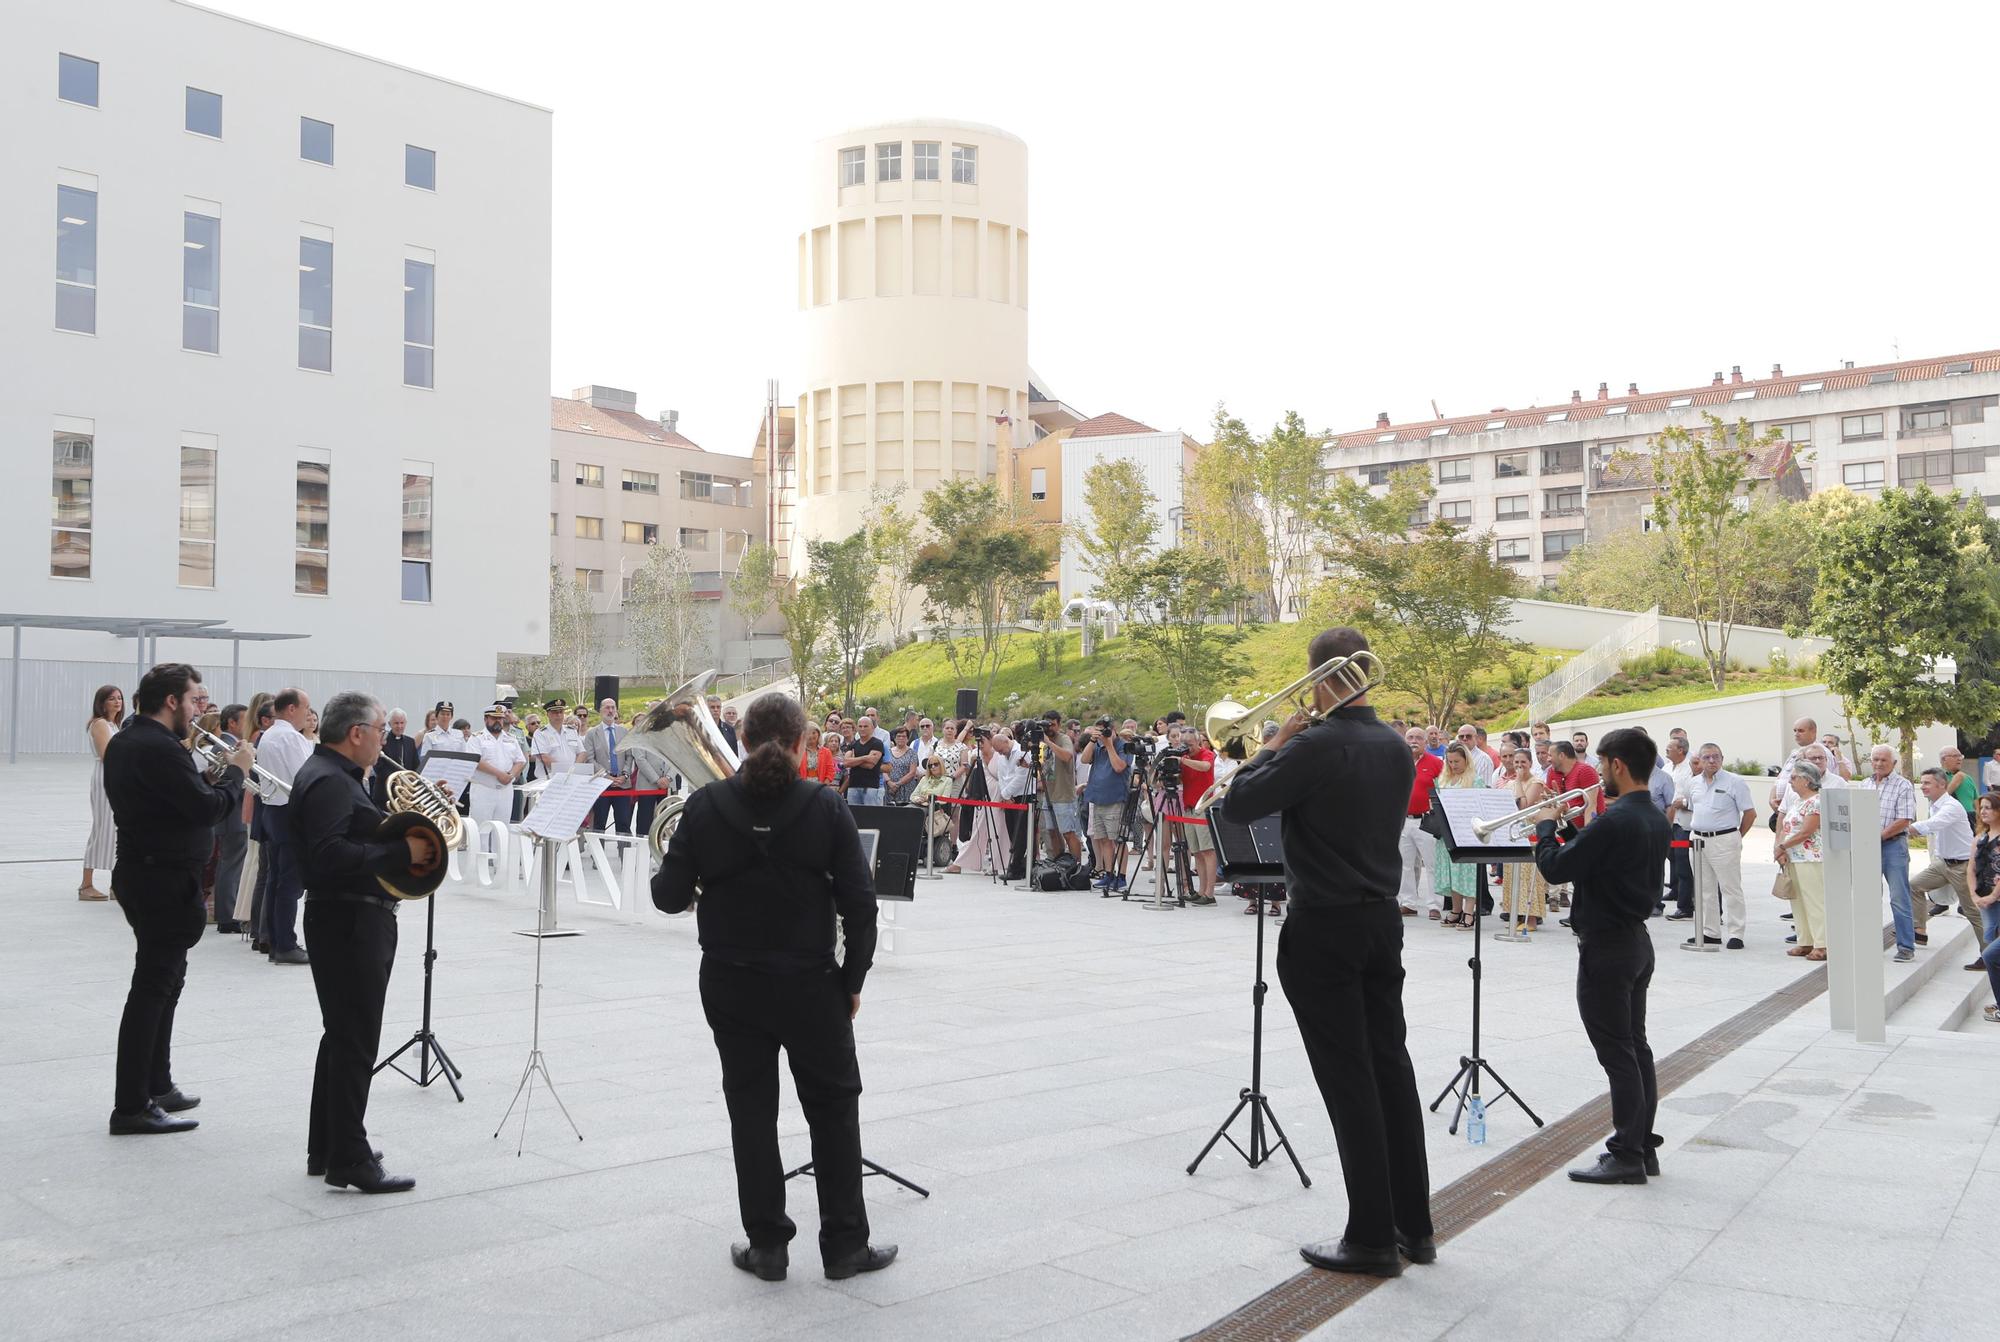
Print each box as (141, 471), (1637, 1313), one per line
(1193, 649), (1385, 817)
(371, 768), (464, 900)
(620, 670), (740, 914)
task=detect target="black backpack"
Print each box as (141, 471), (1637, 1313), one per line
(1030, 853), (1076, 891)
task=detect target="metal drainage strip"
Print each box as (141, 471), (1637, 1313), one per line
(1186, 955), (1846, 1342)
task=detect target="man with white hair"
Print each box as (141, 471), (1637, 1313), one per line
(1861, 745), (1919, 961)
(1671, 744), (1755, 948)
(370, 708), (420, 809)
(1909, 766), (1987, 967)
(583, 698), (633, 834)
(1453, 724), (1494, 784)
(1399, 727), (1443, 918)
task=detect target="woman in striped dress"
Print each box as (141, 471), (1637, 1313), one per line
(80, 684), (122, 901)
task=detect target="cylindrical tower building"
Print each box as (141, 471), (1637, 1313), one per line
(786, 120), (1031, 573)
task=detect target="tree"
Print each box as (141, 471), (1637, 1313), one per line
(540, 563), (601, 706)
(1614, 413), (1783, 689)
(1073, 458), (1157, 614)
(1315, 465), (1523, 725)
(1248, 409), (1327, 621)
(867, 484), (925, 646)
(910, 479), (1054, 713)
(1185, 406), (1272, 626)
(625, 542), (712, 693)
(1028, 588), (1067, 675)
(1123, 547), (1250, 716)
(1555, 495), (1820, 634)
(1811, 486), (2000, 771)
(807, 532), (878, 712)
(725, 541), (778, 636)
(775, 580), (831, 709)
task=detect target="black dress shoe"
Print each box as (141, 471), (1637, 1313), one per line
(269, 946), (310, 965)
(1644, 1133), (1663, 1178)
(252, 940), (270, 954)
(324, 1158), (415, 1193)
(216, 922), (242, 934)
(109, 1103), (198, 1136)
(823, 1244), (898, 1279)
(1929, 902), (1950, 919)
(730, 1242), (788, 1282)
(151, 1087), (200, 1113)
(1664, 911), (1693, 921)
(308, 1147), (381, 1178)
(1725, 937), (1744, 950)
(1395, 1229), (1438, 1265)
(1684, 935), (1721, 946)
(1567, 1153), (1646, 1185)
(1300, 1238), (1402, 1277)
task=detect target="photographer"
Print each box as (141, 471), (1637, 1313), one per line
(1079, 718), (1134, 892)
(1037, 711), (1082, 861)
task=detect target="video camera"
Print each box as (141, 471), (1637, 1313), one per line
(1016, 718), (1047, 746)
(1151, 742), (1186, 784)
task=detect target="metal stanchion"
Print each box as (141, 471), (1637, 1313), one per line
(917, 792), (943, 881)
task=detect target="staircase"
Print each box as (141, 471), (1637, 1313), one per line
(1526, 604), (1661, 724)
(1884, 916), (1993, 1033)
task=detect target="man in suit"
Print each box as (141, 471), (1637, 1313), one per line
(584, 697), (634, 834)
(369, 708), (421, 809)
(706, 693), (739, 755)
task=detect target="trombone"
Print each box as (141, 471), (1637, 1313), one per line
(1192, 648), (1385, 817)
(1471, 784), (1602, 842)
(190, 724), (291, 802)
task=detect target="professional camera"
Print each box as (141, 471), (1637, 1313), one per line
(1016, 719), (1047, 746)
(1151, 742), (1186, 784)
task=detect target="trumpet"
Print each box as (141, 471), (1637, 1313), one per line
(1193, 648), (1385, 817)
(1471, 784), (1602, 842)
(189, 724), (291, 802)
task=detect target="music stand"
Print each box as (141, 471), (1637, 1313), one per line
(1187, 811), (1310, 1188)
(373, 881), (464, 1101)
(1427, 788), (1546, 1136)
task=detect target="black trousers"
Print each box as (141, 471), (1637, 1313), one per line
(112, 864), (207, 1114)
(590, 793), (633, 834)
(634, 792), (659, 840)
(264, 836), (304, 953)
(1275, 900), (1432, 1247)
(1575, 923), (1658, 1162)
(305, 899), (398, 1169)
(700, 959), (868, 1261)
(1668, 825), (1693, 915)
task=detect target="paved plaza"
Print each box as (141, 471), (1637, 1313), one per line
(2, 757), (1995, 1341)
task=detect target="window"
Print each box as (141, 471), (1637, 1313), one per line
(56, 184), (98, 334)
(621, 572), (639, 601)
(1841, 413), (1884, 442)
(575, 463), (603, 488)
(1771, 421), (1812, 443)
(623, 521), (658, 545)
(1439, 500), (1472, 524)
(1842, 461), (1884, 489)
(1543, 529), (1584, 560)
(1495, 495), (1529, 521)
(574, 515), (603, 540)
(51, 427), (92, 578)
(59, 54), (98, 107)
(1951, 399), (1992, 425)
(182, 212), (220, 353)
(1030, 466), (1047, 501)
(178, 441), (217, 588)
(621, 469), (659, 494)
(1407, 505), (1430, 527)
(1541, 444), (1583, 474)
(405, 144), (436, 190)
(1897, 449), (1986, 487)
(574, 568), (603, 593)
(403, 258), (434, 387)
(550, 458), (559, 482)
(679, 527), (710, 550)
(297, 236), (333, 371)
(1495, 452), (1527, 479)
(913, 141), (940, 181)
(680, 470), (746, 505)
(401, 469), (432, 601)
(185, 87), (221, 137)
(1437, 457), (1472, 484)
(876, 142), (901, 181)
(1903, 406), (1948, 433)
(951, 144), (978, 184)
(549, 512), (557, 535)
(1544, 487), (1583, 515)
(839, 146), (865, 187)
(295, 456), (330, 593)
(1495, 537), (1529, 562)
(300, 116), (334, 164)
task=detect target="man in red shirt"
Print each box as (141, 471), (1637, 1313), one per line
(1547, 741), (1604, 822)
(1176, 730), (1220, 905)
(1401, 727), (1444, 918)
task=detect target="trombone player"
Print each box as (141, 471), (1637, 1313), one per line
(1218, 628), (1435, 1278)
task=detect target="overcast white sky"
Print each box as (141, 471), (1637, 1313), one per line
(210, 0), (2000, 448)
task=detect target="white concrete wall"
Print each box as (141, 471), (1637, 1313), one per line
(1058, 432), (1188, 602)
(1507, 598), (1831, 669)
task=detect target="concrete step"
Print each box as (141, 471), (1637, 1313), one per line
(1885, 917), (1990, 1033)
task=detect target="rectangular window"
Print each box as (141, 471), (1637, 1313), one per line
(574, 568), (602, 593)
(1438, 499), (1472, 523)
(1950, 399), (1992, 425)
(300, 116), (334, 164)
(1841, 413), (1884, 441)
(1770, 421), (1812, 444)
(182, 212), (220, 353)
(679, 527), (710, 549)
(951, 144), (978, 184)
(401, 468), (433, 602)
(622, 521), (658, 545)
(680, 470), (747, 505)
(59, 54), (98, 107)
(1407, 505), (1430, 527)
(1495, 537), (1529, 562)
(876, 142), (901, 181)
(56, 184), (98, 334)
(51, 426), (93, 578)
(913, 141), (940, 181)
(403, 258), (435, 387)
(1543, 529), (1584, 560)
(185, 87), (222, 137)
(1541, 444), (1584, 474)
(575, 462), (603, 488)
(1495, 495), (1529, 520)
(179, 441), (217, 588)
(298, 235), (333, 371)
(621, 469), (659, 494)
(550, 458), (559, 482)
(575, 515), (603, 540)
(1544, 486), (1583, 515)
(295, 455), (330, 593)
(1030, 466), (1047, 501)
(1903, 406), (1948, 433)
(405, 144), (436, 190)
(549, 512), (558, 535)
(1843, 461), (1884, 489)
(1494, 452), (1528, 479)
(839, 146), (865, 187)
(1437, 457), (1472, 484)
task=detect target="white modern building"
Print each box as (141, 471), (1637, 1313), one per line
(1, 0), (552, 753)
(1056, 412), (1197, 604)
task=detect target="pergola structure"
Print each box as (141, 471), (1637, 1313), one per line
(1, 614), (307, 763)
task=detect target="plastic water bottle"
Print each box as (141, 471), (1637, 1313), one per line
(1467, 1095), (1488, 1145)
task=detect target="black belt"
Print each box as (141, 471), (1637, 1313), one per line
(1691, 828), (1737, 838)
(308, 891), (399, 912)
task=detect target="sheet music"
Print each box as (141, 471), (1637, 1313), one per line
(418, 749), (480, 802)
(520, 772), (612, 841)
(1434, 787), (1537, 851)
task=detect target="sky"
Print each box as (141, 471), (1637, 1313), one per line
(206, 0), (2000, 449)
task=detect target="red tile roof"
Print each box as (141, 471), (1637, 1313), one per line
(1334, 349), (2000, 447)
(551, 396), (704, 451)
(1068, 411), (1158, 439)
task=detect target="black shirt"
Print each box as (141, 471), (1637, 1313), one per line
(841, 738), (884, 789)
(1533, 790), (1670, 935)
(652, 776), (878, 993)
(102, 716), (243, 868)
(1218, 705), (1411, 909)
(370, 732), (421, 808)
(290, 745), (409, 900)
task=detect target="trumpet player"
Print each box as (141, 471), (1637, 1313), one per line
(102, 663), (250, 1135)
